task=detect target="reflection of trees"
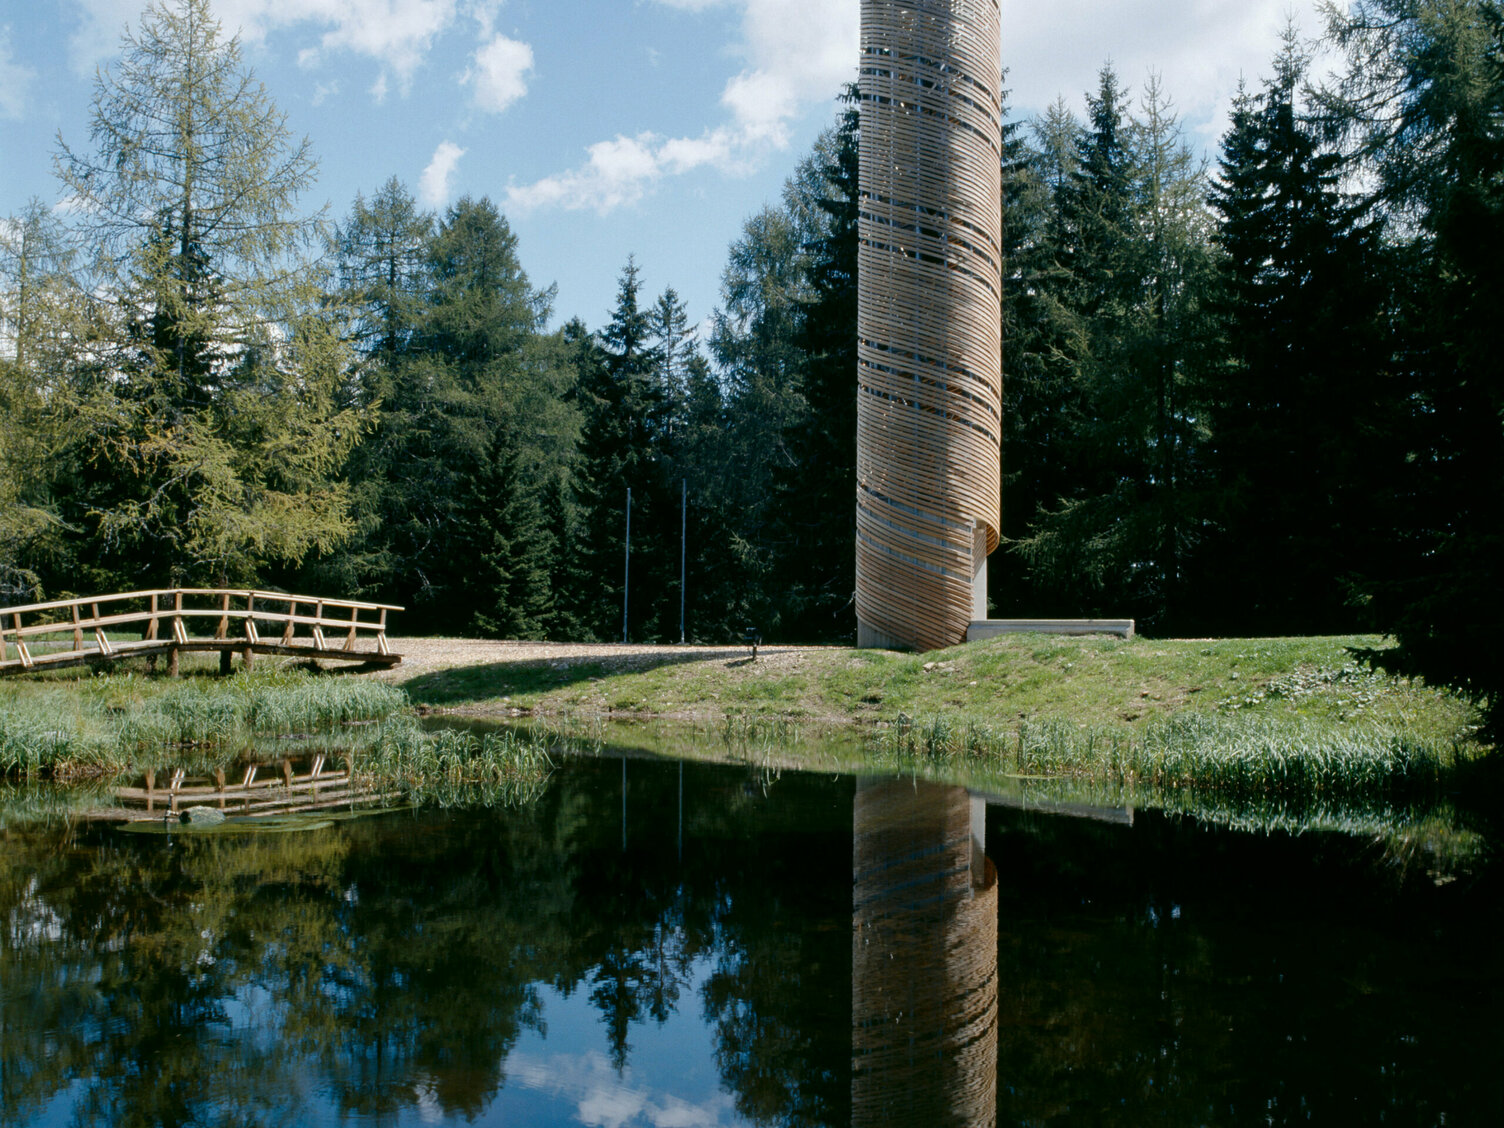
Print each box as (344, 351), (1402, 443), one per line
(0, 760), (857, 1127)
(696, 773), (853, 1128)
(988, 806), (1504, 1126)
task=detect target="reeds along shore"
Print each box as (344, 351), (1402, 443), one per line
(869, 712), (1470, 800)
(0, 668), (408, 777)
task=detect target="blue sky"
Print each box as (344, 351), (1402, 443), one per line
(0, 0), (1329, 334)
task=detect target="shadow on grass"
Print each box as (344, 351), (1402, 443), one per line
(397, 648), (759, 708)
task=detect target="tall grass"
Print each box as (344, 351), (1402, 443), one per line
(116, 672), (407, 747)
(355, 716), (553, 807)
(0, 669), (409, 778)
(869, 712), (1469, 800)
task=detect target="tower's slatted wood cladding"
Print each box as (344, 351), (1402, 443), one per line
(852, 779), (999, 1127)
(856, 0), (1002, 651)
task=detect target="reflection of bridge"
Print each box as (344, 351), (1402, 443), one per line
(0, 589), (402, 676)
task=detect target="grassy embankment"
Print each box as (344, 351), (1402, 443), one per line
(396, 632), (1489, 802)
(0, 633), (1491, 816)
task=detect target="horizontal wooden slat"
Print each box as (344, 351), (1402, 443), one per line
(0, 588), (401, 618)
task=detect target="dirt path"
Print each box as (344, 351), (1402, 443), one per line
(374, 637), (843, 681)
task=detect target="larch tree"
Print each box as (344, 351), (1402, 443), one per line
(53, 0), (363, 589)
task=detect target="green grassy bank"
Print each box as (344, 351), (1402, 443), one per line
(399, 633), (1476, 743)
(0, 633), (1492, 819)
(393, 632), (1490, 811)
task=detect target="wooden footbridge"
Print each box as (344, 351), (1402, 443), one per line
(0, 589), (402, 676)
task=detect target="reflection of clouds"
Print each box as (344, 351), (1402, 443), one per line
(6, 875), (64, 946)
(510, 1050), (739, 1128)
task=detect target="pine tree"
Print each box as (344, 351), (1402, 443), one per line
(994, 88), (1088, 615)
(0, 200), (78, 600)
(417, 197), (552, 630)
(1012, 67), (1145, 616)
(336, 177), (434, 390)
(463, 435), (553, 639)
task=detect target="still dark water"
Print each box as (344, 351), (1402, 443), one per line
(2, 756), (1501, 1127)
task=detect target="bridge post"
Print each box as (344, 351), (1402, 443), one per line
(242, 593), (255, 670)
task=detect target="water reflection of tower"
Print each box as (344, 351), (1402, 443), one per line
(852, 778), (999, 1127)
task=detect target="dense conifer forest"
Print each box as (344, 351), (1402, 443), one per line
(3, 0), (1502, 727)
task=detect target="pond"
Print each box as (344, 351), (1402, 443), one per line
(2, 752), (1501, 1126)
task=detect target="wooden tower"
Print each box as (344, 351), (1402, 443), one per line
(855, 0), (1003, 651)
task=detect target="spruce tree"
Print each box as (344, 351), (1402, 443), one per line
(1319, 0), (1504, 725)
(575, 260), (669, 640)
(1201, 28), (1388, 634)
(772, 92), (860, 641)
(1012, 66), (1216, 630)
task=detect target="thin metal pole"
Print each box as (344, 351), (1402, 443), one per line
(623, 487), (631, 644)
(679, 478), (687, 644)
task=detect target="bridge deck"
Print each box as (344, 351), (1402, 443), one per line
(0, 588), (403, 675)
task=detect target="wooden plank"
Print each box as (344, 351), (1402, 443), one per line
(0, 589), (178, 617)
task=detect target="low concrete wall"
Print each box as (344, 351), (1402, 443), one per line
(967, 618), (1135, 641)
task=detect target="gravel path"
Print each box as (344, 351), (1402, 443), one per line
(375, 637), (844, 681)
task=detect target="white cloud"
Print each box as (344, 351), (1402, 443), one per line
(466, 32), (532, 114)
(507, 133), (663, 214)
(511, 0), (855, 214)
(508, 1049), (738, 1128)
(722, 0), (855, 133)
(70, 1), (461, 95)
(0, 27), (37, 120)
(506, 126), (758, 214)
(419, 139), (465, 207)
(1000, 0), (1334, 147)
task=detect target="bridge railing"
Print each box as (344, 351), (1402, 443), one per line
(0, 588), (403, 673)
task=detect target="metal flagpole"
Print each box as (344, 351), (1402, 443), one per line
(680, 478), (686, 644)
(623, 487), (631, 644)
